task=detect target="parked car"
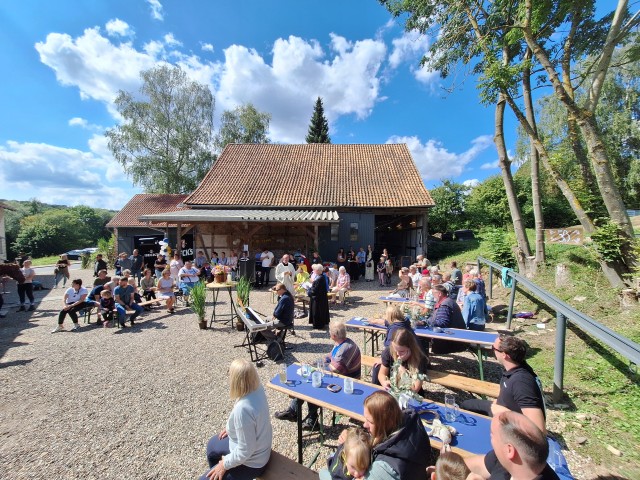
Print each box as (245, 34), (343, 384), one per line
(64, 248), (97, 260)
(454, 229), (476, 241)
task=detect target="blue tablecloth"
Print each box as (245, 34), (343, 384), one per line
(271, 365), (493, 456)
(379, 296), (425, 304)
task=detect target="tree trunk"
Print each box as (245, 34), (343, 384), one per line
(495, 88), (532, 274)
(523, 50), (545, 265)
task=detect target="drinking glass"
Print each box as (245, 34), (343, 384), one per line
(279, 364), (287, 384)
(316, 358), (325, 378)
(344, 377), (354, 394)
(301, 363), (312, 383)
(444, 393), (458, 422)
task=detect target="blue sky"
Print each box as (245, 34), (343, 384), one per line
(0, 0), (517, 210)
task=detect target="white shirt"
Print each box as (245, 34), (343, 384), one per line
(261, 251), (274, 268)
(21, 267), (35, 284)
(65, 287), (88, 305)
(178, 266), (199, 283)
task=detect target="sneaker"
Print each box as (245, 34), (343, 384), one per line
(302, 416), (319, 431)
(18, 305), (26, 312)
(70, 323), (80, 331)
(51, 325), (65, 333)
(130, 319), (135, 326)
(28, 305), (36, 311)
(274, 409), (297, 421)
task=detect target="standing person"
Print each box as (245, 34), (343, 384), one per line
(311, 251), (323, 266)
(200, 359), (272, 480)
(308, 263), (330, 329)
(53, 254), (70, 289)
(336, 248), (346, 270)
(114, 277), (144, 327)
(470, 268), (486, 299)
(17, 259), (36, 311)
(376, 257), (386, 287)
(450, 261), (462, 286)
(169, 253), (183, 282)
(364, 245), (375, 282)
(93, 254), (108, 277)
(118, 252), (132, 275)
(356, 247), (367, 280)
(460, 335), (547, 434)
(129, 249), (143, 286)
(461, 279), (488, 331)
(258, 247), (274, 288)
(195, 250), (207, 269)
(275, 320), (360, 430)
(320, 391), (431, 480)
(464, 412), (559, 480)
(275, 254), (296, 297)
(52, 279), (90, 332)
(384, 258), (394, 286)
(154, 253), (167, 279)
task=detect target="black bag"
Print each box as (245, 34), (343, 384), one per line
(266, 340), (284, 362)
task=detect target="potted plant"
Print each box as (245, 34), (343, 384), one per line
(213, 264), (229, 284)
(189, 281), (208, 330)
(235, 276), (252, 331)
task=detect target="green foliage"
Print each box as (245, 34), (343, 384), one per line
(427, 180), (469, 233)
(484, 228), (516, 268)
(236, 276), (252, 308)
(106, 64), (215, 194)
(305, 97), (331, 144)
(189, 281), (207, 321)
(590, 220), (628, 264)
(214, 103), (271, 152)
(81, 253), (92, 269)
(97, 235), (117, 268)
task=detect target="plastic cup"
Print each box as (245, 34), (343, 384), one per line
(444, 393), (458, 422)
(344, 377), (354, 394)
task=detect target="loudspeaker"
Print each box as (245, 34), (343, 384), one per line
(238, 259), (255, 282)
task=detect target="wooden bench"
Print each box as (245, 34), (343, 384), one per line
(83, 298), (169, 324)
(360, 354), (500, 398)
(257, 450), (319, 480)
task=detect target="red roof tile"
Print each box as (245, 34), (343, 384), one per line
(184, 144), (434, 208)
(107, 194), (188, 228)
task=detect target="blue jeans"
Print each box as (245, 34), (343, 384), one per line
(115, 302), (144, 325)
(54, 272), (68, 288)
(199, 434), (267, 480)
(131, 270), (142, 285)
(179, 281), (196, 296)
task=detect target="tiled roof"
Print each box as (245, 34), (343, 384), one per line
(107, 194), (188, 228)
(184, 144), (434, 208)
(139, 209), (340, 223)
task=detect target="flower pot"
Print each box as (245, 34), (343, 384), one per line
(214, 273), (226, 283)
(236, 319), (245, 331)
(198, 319), (207, 330)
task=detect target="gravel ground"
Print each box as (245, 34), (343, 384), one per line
(0, 270), (594, 479)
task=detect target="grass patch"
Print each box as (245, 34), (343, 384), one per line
(429, 230), (640, 475)
(30, 255), (64, 266)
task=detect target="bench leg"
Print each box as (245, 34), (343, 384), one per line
(296, 399), (303, 464)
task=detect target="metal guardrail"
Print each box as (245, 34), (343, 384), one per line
(477, 256), (640, 402)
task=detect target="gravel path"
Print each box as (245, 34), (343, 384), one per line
(0, 270), (590, 479)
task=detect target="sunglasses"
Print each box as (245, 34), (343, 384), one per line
(492, 345), (503, 353)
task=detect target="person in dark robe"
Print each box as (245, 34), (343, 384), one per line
(308, 263), (330, 329)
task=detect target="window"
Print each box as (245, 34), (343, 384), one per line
(350, 222), (358, 242)
(331, 224), (339, 242)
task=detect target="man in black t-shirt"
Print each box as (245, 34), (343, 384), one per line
(465, 411), (560, 480)
(461, 334), (546, 434)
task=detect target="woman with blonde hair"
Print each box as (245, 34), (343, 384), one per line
(201, 359), (272, 480)
(376, 328), (429, 397)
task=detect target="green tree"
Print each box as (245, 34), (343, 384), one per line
(106, 65), (215, 194)
(428, 180), (469, 233)
(214, 103), (271, 152)
(305, 97), (331, 144)
(13, 210), (84, 257)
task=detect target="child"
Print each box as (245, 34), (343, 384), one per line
(376, 257), (386, 287)
(430, 451), (470, 480)
(99, 290), (115, 327)
(329, 427), (371, 480)
(385, 259), (394, 286)
(128, 277), (143, 304)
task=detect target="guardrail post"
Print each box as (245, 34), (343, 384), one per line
(506, 279), (517, 329)
(553, 312), (567, 403)
(488, 266), (493, 299)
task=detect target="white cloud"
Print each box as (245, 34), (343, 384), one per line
(105, 18), (133, 37)
(146, 0), (164, 21)
(163, 33), (182, 46)
(388, 29), (440, 86)
(201, 42), (214, 52)
(463, 179), (480, 188)
(0, 140), (138, 209)
(480, 160), (499, 170)
(386, 134), (494, 180)
(68, 117), (88, 128)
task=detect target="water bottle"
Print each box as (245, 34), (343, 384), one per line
(312, 369), (322, 388)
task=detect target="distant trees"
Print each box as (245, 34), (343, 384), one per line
(214, 103), (271, 151)
(9, 201), (113, 258)
(305, 97), (331, 144)
(106, 65), (215, 194)
(427, 180), (469, 233)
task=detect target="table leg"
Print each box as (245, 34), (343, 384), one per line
(227, 287), (239, 322)
(296, 398), (303, 464)
(209, 289), (220, 326)
(476, 346), (485, 381)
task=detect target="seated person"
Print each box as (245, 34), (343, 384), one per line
(327, 427), (371, 480)
(51, 278), (92, 333)
(99, 289), (116, 327)
(294, 265), (310, 295)
(428, 451), (470, 480)
(331, 266), (351, 304)
(368, 305), (412, 348)
(156, 270), (176, 314)
(464, 411), (559, 480)
(114, 277), (144, 327)
(275, 320), (361, 430)
(178, 261), (201, 297)
(372, 328), (429, 398)
(92, 269), (111, 287)
(461, 279), (489, 331)
(259, 283), (294, 342)
(128, 277), (143, 304)
(391, 267), (412, 298)
(461, 335), (546, 434)
(418, 285), (467, 354)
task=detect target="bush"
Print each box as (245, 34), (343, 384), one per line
(484, 228), (516, 268)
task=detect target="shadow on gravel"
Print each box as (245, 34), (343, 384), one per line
(0, 358), (34, 368)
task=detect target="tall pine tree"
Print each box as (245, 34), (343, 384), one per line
(305, 97), (331, 143)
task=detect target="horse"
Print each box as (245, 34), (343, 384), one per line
(0, 263), (25, 284)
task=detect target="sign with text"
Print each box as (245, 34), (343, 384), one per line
(544, 227), (583, 245)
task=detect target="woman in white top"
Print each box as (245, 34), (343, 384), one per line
(18, 259), (36, 311)
(52, 278), (90, 333)
(156, 270), (176, 313)
(200, 358), (272, 480)
(169, 253), (183, 282)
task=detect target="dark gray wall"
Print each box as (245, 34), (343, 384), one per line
(318, 212), (375, 262)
